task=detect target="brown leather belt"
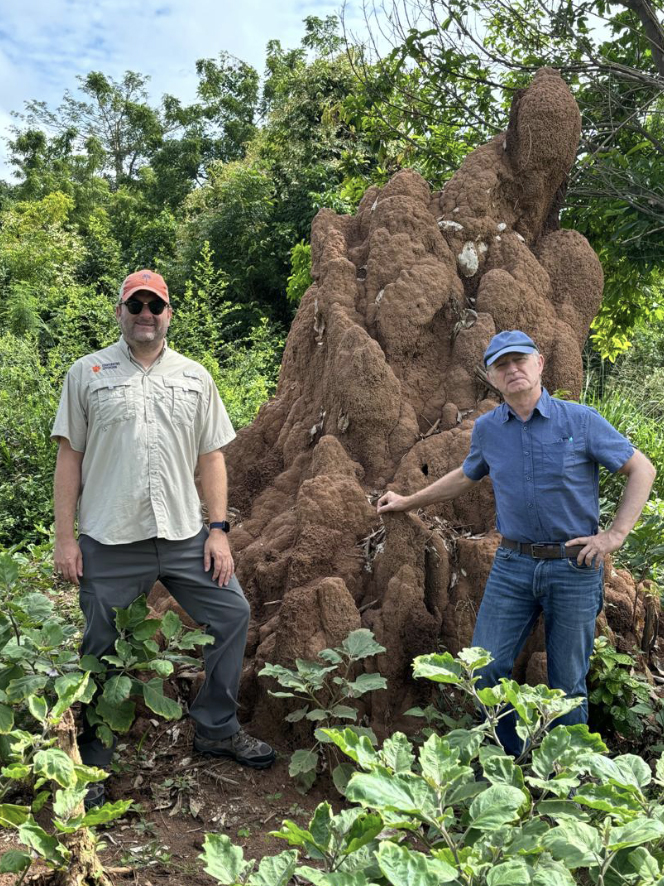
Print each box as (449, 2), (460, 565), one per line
(501, 537), (585, 559)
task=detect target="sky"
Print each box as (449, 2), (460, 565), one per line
(0, 0), (367, 183)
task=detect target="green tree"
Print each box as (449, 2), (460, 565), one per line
(346, 0), (664, 357)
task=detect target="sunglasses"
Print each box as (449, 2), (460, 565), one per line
(124, 298), (168, 315)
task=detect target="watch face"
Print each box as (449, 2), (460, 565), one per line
(211, 521), (230, 532)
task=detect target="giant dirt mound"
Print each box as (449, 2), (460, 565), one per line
(219, 68), (658, 741)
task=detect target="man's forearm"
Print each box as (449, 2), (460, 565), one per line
(198, 450), (228, 522)
(610, 450), (657, 541)
(54, 443), (83, 539)
(402, 466), (476, 510)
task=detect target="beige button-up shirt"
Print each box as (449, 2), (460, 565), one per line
(51, 337), (236, 545)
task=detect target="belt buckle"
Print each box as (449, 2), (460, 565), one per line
(531, 544), (547, 558)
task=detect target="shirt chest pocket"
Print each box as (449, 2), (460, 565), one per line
(541, 437), (579, 471)
(163, 377), (204, 427)
(88, 378), (135, 428)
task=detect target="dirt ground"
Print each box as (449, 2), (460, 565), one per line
(0, 720), (332, 886)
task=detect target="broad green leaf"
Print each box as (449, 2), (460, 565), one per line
(289, 748), (318, 777)
(259, 662), (308, 691)
(79, 654), (105, 673)
(573, 783), (641, 817)
(132, 618), (161, 641)
(468, 784), (524, 831)
(142, 679), (182, 720)
(17, 593), (54, 621)
(200, 833), (252, 883)
(115, 596), (149, 630)
(52, 787), (87, 821)
(285, 707), (309, 723)
(2, 764), (30, 780)
(160, 610), (182, 640)
(306, 708), (329, 721)
(330, 704), (358, 720)
(0, 804), (30, 827)
(320, 728), (379, 769)
(248, 850), (298, 886)
(412, 652), (463, 684)
(6, 674), (47, 701)
(318, 648), (343, 664)
(526, 775), (579, 798)
(381, 732), (415, 773)
(344, 812), (383, 853)
(531, 856), (576, 886)
(0, 849), (31, 874)
(0, 703), (14, 734)
(541, 820), (602, 868)
(310, 802), (333, 850)
(419, 733), (470, 787)
(341, 629), (386, 660)
(27, 695), (48, 722)
(477, 685), (507, 707)
(80, 799), (133, 827)
(52, 672), (92, 720)
(346, 771), (439, 820)
(103, 675), (132, 705)
(532, 728), (571, 779)
(627, 846), (660, 879)
(18, 819), (69, 867)
(487, 859), (531, 886)
(151, 659), (174, 678)
(297, 867), (374, 886)
(377, 841), (457, 885)
(482, 754), (525, 789)
(445, 728), (483, 764)
(457, 647), (493, 670)
(608, 818), (664, 850)
(33, 749), (76, 788)
(332, 763), (355, 796)
(96, 723), (115, 747)
(612, 754), (652, 788)
(0, 554), (19, 588)
(535, 799), (589, 821)
(95, 695), (136, 732)
(271, 820), (324, 859)
(72, 763), (108, 785)
(346, 673), (387, 696)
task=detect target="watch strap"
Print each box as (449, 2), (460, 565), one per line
(209, 521), (230, 533)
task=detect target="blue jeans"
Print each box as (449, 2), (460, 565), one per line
(472, 545), (604, 756)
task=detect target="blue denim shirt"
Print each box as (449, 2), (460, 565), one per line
(462, 389), (634, 543)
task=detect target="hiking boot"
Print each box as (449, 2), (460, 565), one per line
(194, 728), (276, 769)
(84, 782), (106, 811)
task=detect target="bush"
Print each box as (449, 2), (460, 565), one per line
(0, 333), (59, 547)
(201, 647), (664, 886)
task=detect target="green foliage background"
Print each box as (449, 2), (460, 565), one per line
(1, 9), (664, 550)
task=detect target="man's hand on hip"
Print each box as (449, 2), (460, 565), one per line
(204, 530), (235, 587)
(566, 528), (626, 568)
(54, 537), (83, 586)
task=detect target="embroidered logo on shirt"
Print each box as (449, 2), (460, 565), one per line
(92, 365), (101, 373)
(101, 362), (120, 371)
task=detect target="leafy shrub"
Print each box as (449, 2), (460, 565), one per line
(587, 637), (655, 742)
(0, 333), (59, 547)
(201, 647), (664, 886)
(286, 240), (312, 305)
(259, 629), (387, 792)
(0, 554), (213, 879)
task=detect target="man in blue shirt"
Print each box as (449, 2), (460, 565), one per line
(377, 330), (656, 755)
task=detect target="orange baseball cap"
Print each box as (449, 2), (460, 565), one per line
(119, 270), (170, 304)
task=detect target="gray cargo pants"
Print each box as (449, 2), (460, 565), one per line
(78, 527), (250, 767)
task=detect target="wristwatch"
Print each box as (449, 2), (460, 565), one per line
(209, 521), (231, 533)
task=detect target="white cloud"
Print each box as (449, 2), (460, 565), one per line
(0, 0), (367, 182)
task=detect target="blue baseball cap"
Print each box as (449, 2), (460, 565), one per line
(484, 330), (538, 367)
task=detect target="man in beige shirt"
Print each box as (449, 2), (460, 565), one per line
(52, 270), (274, 806)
